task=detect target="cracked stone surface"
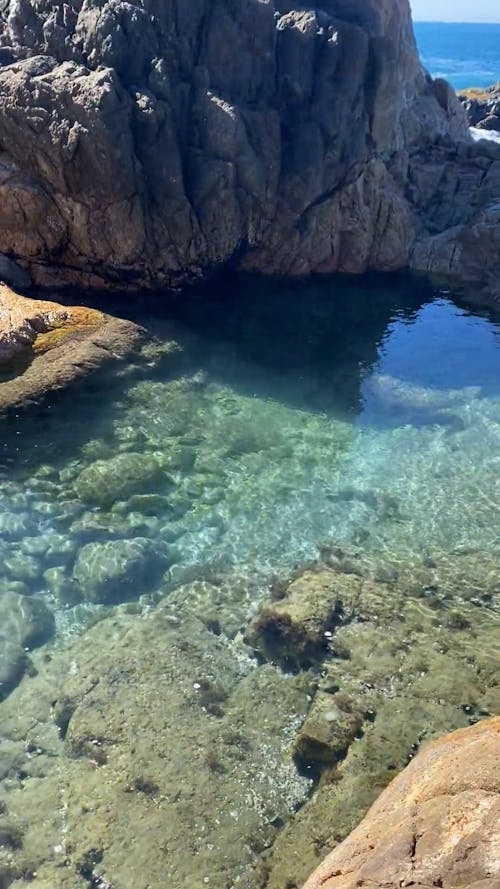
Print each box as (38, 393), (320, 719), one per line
(0, 0), (499, 303)
(302, 717), (500, 889)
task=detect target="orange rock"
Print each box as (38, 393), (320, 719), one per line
(0, 282), (104, 362)
(302, 717), (500, 889)
(0, 283), (145, 411)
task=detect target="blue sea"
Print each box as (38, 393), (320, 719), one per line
(414, 22), (500, 90)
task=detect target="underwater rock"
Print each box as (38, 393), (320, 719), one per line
(246, 569), (359, 669)
(293, 691), (364, 772)
(72, 537), (168, 603)
(302, 717), (500, 889)
(4, 553), (42, 583)
(74, 452), (170, 508)
(0, 602), (312, 888)
(0, 591), (54, 698)
(0, 512), (35, 541)
(167, 578), (255, 639)
(255, 552), (500, 888)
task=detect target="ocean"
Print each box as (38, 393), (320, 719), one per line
(414, 21), (500, 90)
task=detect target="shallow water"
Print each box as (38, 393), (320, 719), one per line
(0, 273), (499, 887)
(2, 275), (500, 617)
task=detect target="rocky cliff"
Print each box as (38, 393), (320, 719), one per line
(0, 0), (499, 301)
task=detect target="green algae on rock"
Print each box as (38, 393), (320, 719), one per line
(0, 542), (498, 889)
(251, 550), (500, 888)
(0, 601), (313, 889)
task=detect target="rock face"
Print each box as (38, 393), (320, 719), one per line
(0, 0), (499, 302)
(303, 716), (500, 889)
(460, 84), (500, 132)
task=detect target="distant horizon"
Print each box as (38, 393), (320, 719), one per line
(413, 20), (500, 24)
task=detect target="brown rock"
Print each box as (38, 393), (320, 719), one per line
(302, 717), (500, 889)
(0, 282), (104, 362)
(4, 0), (499, 307)
(0, 283), (145, 411)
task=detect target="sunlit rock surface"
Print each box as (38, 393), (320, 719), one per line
(0, 0), (499, 302)
(302, 717), (500, 889)
(0, 284), (145, 411)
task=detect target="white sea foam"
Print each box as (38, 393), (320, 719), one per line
(470, 126), (500, 144)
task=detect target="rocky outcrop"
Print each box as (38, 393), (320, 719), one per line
(303, 716), (500, 889)
(0, 283), (145, 411)
(0, 0), (499, 302)
(0, 282), (106, 362)
(460, 84), (500, 132)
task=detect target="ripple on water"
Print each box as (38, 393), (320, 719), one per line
(0, 274), (499, 888)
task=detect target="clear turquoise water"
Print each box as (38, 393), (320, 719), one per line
(1, 273), (500, 634)
(0, 273), (499, 888)
(414, 22), (500, 89)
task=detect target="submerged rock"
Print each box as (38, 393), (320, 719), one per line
(250, 551), (500, 887)
(302, 717), (500, 889)
(74, 452), (169, 508)
(0, 602), (312, 888)
(246, 569), (344, 669)
(72, 537), (168, 603)
(0, 591), (54, 698)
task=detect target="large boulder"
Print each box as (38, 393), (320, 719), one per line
(303, 717), (500, 889)
(0, 0), (498, 303)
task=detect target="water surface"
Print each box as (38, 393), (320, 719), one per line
(414, 21), (500, 89)
(0, 273), (499, 887)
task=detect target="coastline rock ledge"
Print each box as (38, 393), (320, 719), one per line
(303, 716), (500, 889)
(0, 283), (145, 411)
(0, 0), (499, 302)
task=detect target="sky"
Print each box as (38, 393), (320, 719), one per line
(410, 0), (500, 22)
